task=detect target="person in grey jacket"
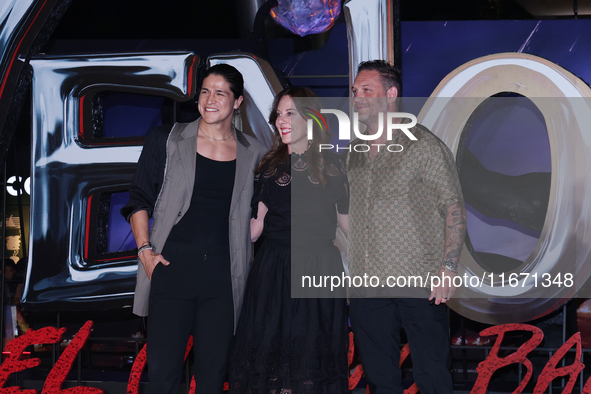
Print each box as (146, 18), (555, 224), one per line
(121, 64), (267, 394)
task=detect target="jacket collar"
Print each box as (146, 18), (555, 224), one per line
(177, 117), (254, 214)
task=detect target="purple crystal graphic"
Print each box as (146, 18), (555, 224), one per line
(270, 0), (341, 37)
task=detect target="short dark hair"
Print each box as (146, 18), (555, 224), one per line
(4, 259), (15, 270)
(202, 63), (244, 99)
(357, 60), (402, 94)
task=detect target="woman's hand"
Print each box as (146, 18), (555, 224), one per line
(337, 210), (349, 238)
(251, 201), (269, 242)
(138, 248), (170, 280)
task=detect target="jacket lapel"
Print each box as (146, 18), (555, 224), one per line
(177, 118), (253, 213)
(231, 129), (254, 213)
(179, 119), (199, 193)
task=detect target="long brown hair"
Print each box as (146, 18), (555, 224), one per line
(256, 87), (330, 185)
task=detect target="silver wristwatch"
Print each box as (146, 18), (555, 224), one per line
(442, 258), (458, 273)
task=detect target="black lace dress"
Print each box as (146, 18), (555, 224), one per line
(229, 151), (349, 394)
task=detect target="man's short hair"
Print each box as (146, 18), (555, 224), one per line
(357, 60), (402, 94)
(4, 259), (15, 271)
(203, 63), (244, 99)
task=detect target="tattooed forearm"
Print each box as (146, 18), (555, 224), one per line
(443, 201), (467, 262)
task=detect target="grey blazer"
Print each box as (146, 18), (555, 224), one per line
(131, 118), (267, 329)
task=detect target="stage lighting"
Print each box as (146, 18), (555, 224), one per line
(270, 0), (341, 36)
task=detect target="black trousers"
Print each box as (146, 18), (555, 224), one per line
(349, 298), (452, 394)
(147, 241), (234, 394)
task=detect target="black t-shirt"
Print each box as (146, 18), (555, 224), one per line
(251, 151), (349, 245)
(167, 152), (235, 253)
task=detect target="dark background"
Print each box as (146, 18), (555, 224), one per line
(48, 0), (581, 42)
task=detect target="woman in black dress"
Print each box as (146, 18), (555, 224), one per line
(229, 87), (350, 394)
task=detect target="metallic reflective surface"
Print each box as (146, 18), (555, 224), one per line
(271, 0), (341, 36)
(0, 0), (67, 160)
(418, 53), (591, 323)
(344, 0), (395, 87)
(0, 0), (35, 97)
(23, 52), (197, 310)
(24, 52), (281, 311)
(236, 0), (269, 37)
